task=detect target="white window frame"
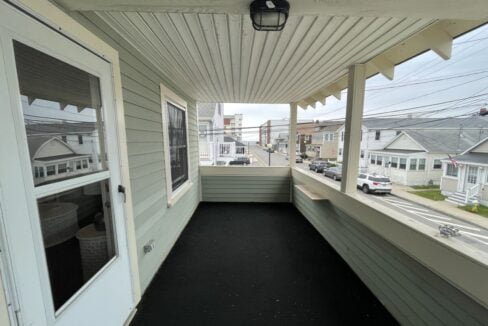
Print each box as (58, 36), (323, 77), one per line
(409, 158), (418, 171)
(418, 158), (426, 171)
(160, 84), (192, 207)
(391, 157), (398, 168)
(399, 158), (407, 170)
(445, 163), (458, 177)
(375, 130), (381, 140)
(433, 159), (442, 170)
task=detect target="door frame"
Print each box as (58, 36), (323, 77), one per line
(0, 0), (141, 320)
(464, 165), (480, 192)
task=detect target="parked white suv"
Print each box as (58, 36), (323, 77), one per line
(357, 173), (392, 194)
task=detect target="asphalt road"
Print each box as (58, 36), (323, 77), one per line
(248, 144), (488, 253)
(298, 165), (488, 254)
(249, 144), (305, 167)
(375, 194), (488, 253)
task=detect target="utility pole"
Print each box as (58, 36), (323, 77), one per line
(268, 148), (271, 166)
(456, 124), (463, 153)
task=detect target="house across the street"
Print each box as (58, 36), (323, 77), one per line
(26, 122), (99, 185)
(367, 129), (486, 186)
(307, 121), (342, 160)
(336, 116), (488, 168)
(440, 137), (488, 205)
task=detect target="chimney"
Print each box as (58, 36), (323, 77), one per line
(480, 108), (488, 116)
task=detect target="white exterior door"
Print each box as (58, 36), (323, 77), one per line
(0, 3), (134, 325)
(466, 166), (479, 190)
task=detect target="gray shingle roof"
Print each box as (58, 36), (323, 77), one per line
(402, 129), (486, 153)
(316, 121), (343, 132)
(28, 136), (56, 159)
(450, 152), (488, 164)
(362, 116), (488, 129)
(224, 136), (245, 146)
(198, 103), (217, 119)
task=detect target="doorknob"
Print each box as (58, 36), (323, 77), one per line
(118, 185), (126, 203)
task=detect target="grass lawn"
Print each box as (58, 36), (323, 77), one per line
(411, 185), (440, 190)
(459, 205), (488, 218)
(408, 190), (446, 201)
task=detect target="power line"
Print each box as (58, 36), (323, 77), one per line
(318, 75), (488, 120)
(200, 111), (487, 138)
(365, 70), (488, 91)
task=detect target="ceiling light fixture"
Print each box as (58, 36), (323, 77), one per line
(250, 0), (290, 32)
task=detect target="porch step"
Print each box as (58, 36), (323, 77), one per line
(445, 192), (467, 205)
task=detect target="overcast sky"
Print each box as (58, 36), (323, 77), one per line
(223, 24), (488, 140)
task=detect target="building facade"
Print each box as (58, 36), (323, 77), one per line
(259, 119), (313, 148)
(367, 129), (486, 186)
(441, 137), (488, 205)
(337, 117), (488, 168)
(307, 121), (342, 160)
(224, 113), (243, 141)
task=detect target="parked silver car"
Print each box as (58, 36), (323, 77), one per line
(323, 167), (342, 181)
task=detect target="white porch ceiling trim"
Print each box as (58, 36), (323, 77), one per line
(83, 11), (434, 104)
(57, 0), (488, 20)
(297, 19), (487, 110)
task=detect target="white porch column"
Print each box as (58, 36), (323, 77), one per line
(341, 64), (366, 193)
(289, 103), (298, 167)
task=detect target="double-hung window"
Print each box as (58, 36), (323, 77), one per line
(433, 159), (442, 170)
(409, 158), (417, 170)
(399, 158), (407, 170)
(446, 163), (458, 177)
(418, 158), (426, 171)
(375, 130), (381, 140)
(161, 84), (191, 205)
(391, 157), (398, 168)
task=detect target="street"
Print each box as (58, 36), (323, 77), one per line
(375, 195), (488, 252)
(249, 144), (307, 168)
(299, 165), (488, 254)
(248, 144), (488, 253)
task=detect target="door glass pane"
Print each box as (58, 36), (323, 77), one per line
(38, 180), (116, 310)
(468, 167), (478, 184)
(13, 41), (108, 186)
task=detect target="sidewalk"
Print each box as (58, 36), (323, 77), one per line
(392, 185), (488, 229)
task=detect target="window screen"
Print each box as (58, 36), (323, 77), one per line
(391, 157), (398, 168)
(399, 158), (407, 170)
(167, 102), (189, 191)
(446, 163), (458, 177)
(410, 158), (417, 170)
(433, 159), (442, 169)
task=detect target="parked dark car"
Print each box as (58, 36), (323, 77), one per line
(323, 167), (342, 181)
(285, 156), (303, 163)
(309, 160), (330, 173)
(229, 157), (250, 165)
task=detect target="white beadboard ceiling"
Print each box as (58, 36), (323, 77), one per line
(93, 11), (434, 103)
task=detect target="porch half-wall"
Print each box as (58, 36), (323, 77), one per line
(65, 11), (201, 292)
(198, 166), (488, 324)
(200, 167), (291, 202)
(292, 168), (488, 325)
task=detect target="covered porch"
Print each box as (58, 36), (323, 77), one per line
(1, 1), (488, 326)
(132, 202), (396, 325)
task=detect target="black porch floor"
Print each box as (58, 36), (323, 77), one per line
(131, 203), (397, 326)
